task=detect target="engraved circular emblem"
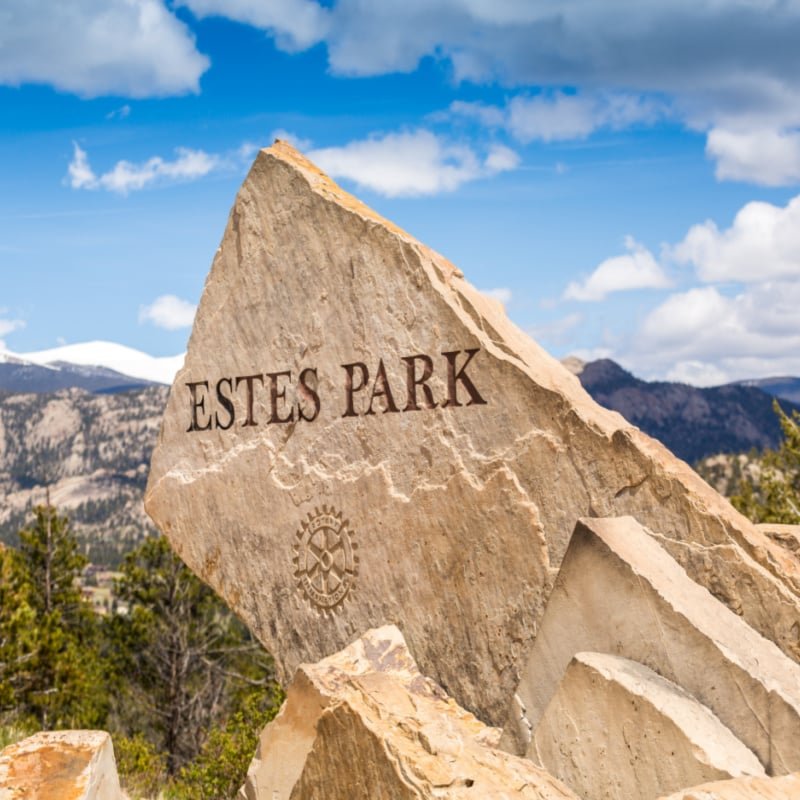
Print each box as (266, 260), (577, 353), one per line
(293, 505), (358, 612)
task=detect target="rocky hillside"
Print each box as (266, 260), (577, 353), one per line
(0, 386), (168, 565)
(575, 359), (799, 463)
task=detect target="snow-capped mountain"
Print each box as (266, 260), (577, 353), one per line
(0, 341), (184, 391)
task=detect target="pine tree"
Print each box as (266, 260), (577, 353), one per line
(108, 536), (275, 776)
(0, 545), (38, 722)
(733, 401), (800, 524)
(7, 503), (108, 729)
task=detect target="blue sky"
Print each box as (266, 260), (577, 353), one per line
(2, 1), (800, 385)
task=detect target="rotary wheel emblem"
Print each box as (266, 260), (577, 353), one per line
(294, 505), (358, 613)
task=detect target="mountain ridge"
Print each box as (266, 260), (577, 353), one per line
(575, 358), (799, 462)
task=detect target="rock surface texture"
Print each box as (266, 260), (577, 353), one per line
(0, 730), (122, 800)
(145, 141), (800, 725)
(531, 651), (764, 800)
(239, 625), (578, 800)
(503, 516), (800, 775)
(658, 772), (800, 799)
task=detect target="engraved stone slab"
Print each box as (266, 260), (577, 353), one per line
(145, 141), (800, 725)
(238, 625), (579, 800)
(531, 652), (764, 800)
(504, 516), (800, 775)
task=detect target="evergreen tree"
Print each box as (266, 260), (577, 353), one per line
(733, 401), (800, 524)
(109, 536), (276, 776)
(1, 504), (107, 728)
(0, 545), (38, 722)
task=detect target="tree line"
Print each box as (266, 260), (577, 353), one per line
(0, 504), (282, 799)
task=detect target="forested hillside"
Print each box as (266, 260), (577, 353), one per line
(0, 386), (168, 564)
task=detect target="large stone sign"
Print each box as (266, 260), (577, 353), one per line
(145, 141), (800, 726)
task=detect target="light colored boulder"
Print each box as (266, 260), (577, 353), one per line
(0, 730), (122, 800)
(757, 523), (800, 557)
(504, 516), (800, 775)
(531, 652), (764, 800)
(145, 140), (800, 725)
(239, 625), (578, 800)
(658, 772), (800, 799)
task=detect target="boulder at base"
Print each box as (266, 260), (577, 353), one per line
(503, 516), (800, 775)
(0, 730), (122, 800)
(145, 140), (800, 725)
(531, 652), (764, 800)
(658, 772), (800, 799)
(238, 625), (578, 800)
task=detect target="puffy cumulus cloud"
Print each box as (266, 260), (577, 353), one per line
(308, 130), (519, 197)
(626, 282), (800, 384)
(481, 287), (512, 305)
(67, 143), (221, 195)
(0, 0), (208, 98)
(706, 127), (800, 186)
(506, 91), (663, 143)
(564, 237), (671, 302)
(181, 0), (330, 51)
(670, 195), (800, 283)
(191, 1), (800, 185)
(270, 129), (313, 152)
(194, 2), (800, 128)
(447, 91), (665, 144)
(139, 295), (197, 330)
(0, 317), (25, 350)
(528, 312), (584, 347)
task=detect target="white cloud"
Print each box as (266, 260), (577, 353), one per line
(187, 2), (800, 186)
(106, 104), (131, 120)
(193, 2), (800, 130)
(484, 144), (520, 172)
(625, 281), (800, 384)
(0, 0), (208, 98)
(529, 312), (584, 346)
(181, 0), (330, 50)
(482, 287), (512, 304)
(67, 142), (220, 195)
(309, 130), (519, 197)
(451, 92), (664, 144)
(139, 295), (197, 330)
(670, 194), (800, 283)
(508, 93), (598, 143)
(564, 237), (671, 302)
(0, 318), (25, 350)
(706, 127), (800, 186)
(67, 144), (97, 190)
(271, 129), (313, 152)
(448, 100), (505, 129)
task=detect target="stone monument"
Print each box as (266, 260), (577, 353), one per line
(145, 141), (800, 729)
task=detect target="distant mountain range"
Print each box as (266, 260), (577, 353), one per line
(0, 386), (167, 564)
(1, 347), (797, 566)
(0, 341), (183, 390)
(569, 359), (800, 463)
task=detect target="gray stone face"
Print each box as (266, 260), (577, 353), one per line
(145, 141), (800, 726)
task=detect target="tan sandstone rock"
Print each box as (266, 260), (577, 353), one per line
(758, 523), (800, 557)
(145, 140), (800, 725)
(239, 625), (578, 800)
(504, 516), (800, 775)
(0, 730), (122, 800)
(658, 772), (800, 799)
(531, 651), (764, 800)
